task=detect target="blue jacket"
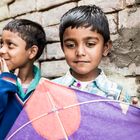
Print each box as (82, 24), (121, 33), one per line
(0, 65), (41, 140)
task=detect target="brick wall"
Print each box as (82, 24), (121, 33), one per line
(0, 0), (140, 97)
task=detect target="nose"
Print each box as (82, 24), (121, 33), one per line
(0, 46), (7, 56)
(75, 45), (86, 56)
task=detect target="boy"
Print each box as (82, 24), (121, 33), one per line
(0, 19), (47, 139)
(53, 5), (131, 102)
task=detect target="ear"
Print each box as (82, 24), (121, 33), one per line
(28, 45), (38, 59)
(103, 40), (112, 56)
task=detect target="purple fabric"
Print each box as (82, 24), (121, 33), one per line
(6, 83), (140, 140)
(69, 90), (140, 140)
(6, 110), (44, 140)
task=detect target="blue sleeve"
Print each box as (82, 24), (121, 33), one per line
(0, 72), (18, 119)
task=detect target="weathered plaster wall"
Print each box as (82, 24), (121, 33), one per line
(0, 0), (140, 98)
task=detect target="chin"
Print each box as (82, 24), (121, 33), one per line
(8, 66), (15, 72)
(74, 70), (89, 75)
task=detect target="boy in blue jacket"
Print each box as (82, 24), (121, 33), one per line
(0, 19), (47, 139)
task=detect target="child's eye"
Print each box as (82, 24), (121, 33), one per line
(65, 43), (75, 48)
(7, 42), (15, 49)
(0, 40), (3, 48)
(86, 42), (96, 48)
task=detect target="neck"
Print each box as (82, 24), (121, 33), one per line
(71, 68), (100, 82)
(18, 65), (34, 85)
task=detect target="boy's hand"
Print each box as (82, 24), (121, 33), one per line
(0, 57), (19, 76)
(0, 57), (9, 73)
(14, 68), (19, 76)
(131, 96), (139, 106)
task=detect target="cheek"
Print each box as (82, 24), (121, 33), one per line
(88, 47), (103, 57)
(64, 54), (74, 66)
(9, 50), (26, 63)
(9, 49), (20, 56)
(65, 55), (72, 63)
(12, 49), (28, 59)
(64, 50), (73, 59)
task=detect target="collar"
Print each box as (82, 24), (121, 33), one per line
(60, 70), (76, 87)
(16, 65), (41, 102)
(61, 69), (122, 99)
(61, 69), (102, 86)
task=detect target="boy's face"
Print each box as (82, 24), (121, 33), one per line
(0, 30), (31, 71)
(63, 27), (111, 80)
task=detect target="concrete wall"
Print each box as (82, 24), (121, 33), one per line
(0, 0), (140, 98)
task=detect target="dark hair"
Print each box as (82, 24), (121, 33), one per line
(59, 5), (110, 47)
(3, 19), (47, 60)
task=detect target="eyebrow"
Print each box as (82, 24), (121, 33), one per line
(64, 36), (99, 42)
(3, 38), (16, 43)
(63, 38), (75, 43)
(84, 37), (99, 41)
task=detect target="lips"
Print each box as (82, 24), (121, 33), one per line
(74, 61), (90, 63)
(3, 59), (9, 62)
(1, 57), (9, 60)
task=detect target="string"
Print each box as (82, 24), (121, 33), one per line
(46, 91), (69, 140)
(7, 99), (130, 140)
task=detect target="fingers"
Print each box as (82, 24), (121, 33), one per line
(0, 58), (9, 72)
(0, 57), (19, 76)
(14, 68), (19, 76)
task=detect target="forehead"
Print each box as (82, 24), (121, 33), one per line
(2, 30), (24, 41)
(1, 30), (26, 45)
(2, 30), (19, 37)
(63, 27), (104, 42)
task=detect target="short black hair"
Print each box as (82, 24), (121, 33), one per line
(59, 5), (110, 47)
(3, 19), (47, 60)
